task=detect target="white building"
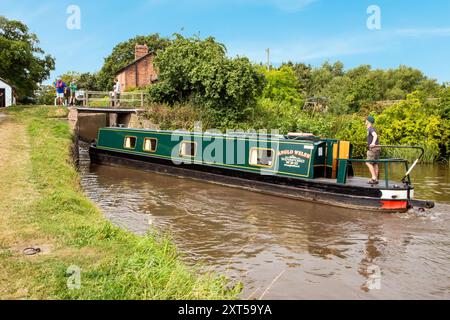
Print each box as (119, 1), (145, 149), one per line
(0, 77), (16, 108)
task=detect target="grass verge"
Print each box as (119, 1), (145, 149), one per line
(0, 106), (240, 299)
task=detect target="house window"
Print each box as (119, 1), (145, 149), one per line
(249, 148), (275, 168)
(143, 138), (157, 152)
(179, 141), (197, 157)
(124, 136), (137, 149)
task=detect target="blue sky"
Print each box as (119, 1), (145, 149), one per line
(2, 0), (450, 84)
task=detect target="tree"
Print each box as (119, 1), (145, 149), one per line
(77, 72), (101, 91)
(309, 62), (338, 95)
(35, 85), (55, 105)
(97, 34), (170, 91)
(376, 91), (450, 161)
(438, 86), (450, 119)
(148, 35), (265, 120)
(384, 65), (439, 99)
(0, 16), (55, 99)
(59, 71), (101, 91)
(261, 65), (303, 105)
(282, 62), (313, 95)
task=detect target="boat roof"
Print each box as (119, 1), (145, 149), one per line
(101, 127), (334, 143)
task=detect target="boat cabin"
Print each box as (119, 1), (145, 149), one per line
(95, 127), (351, 181)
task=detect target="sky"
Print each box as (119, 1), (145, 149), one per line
(2, 0), (450, 84)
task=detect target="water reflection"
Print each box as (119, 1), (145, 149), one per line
(79, 143), (450, 299)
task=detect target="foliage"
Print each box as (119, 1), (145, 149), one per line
(283, 62), (313, 94)
(0, 16), (55, 99)
(285, 61), (441, 114)
(376, 92), (450, 161)
(35, 84), (55, 105)
(251, 98), (301, 133)
(333, 115), (368, 159)
(58, 71), (101, 91)
(142, 102), (216, 131)
(261, 66), (304, 105)
(438, 86), (450, 119)
(97, 34), (170, 91)
(148, 35), (265, 121)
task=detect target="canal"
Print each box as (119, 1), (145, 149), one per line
(78, 143), (450, 299)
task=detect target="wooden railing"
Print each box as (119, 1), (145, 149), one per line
(76, 90), (149, 109)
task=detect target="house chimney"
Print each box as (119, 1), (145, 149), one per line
(135, 44), (149, 60)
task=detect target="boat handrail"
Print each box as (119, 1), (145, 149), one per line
(337, 158), (407, 163)
(371, 145), (425, 184)
(337, 145), (424, 186)
(373, 145), (425, 161)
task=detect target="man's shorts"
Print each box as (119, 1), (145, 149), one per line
(367, 147), (381, 164)
(56, 92), (64, 98)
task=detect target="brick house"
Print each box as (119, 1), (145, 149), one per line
(115, 44), (158, 92)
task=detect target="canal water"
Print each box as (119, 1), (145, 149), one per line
(78, 143), (450, 299)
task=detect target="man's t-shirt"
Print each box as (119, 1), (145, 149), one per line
(114, 82), (121, 94)
(55, 81), (67, 94)
(70, 83), (77, 92)
(367, 127), (379, 146)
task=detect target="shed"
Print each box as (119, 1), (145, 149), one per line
(0, 77), (16, 108)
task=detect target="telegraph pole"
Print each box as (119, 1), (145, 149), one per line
(266, 48), (270, 71)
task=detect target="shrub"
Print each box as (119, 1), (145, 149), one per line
(148, 35), (265, 121)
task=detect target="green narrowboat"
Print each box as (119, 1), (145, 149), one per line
(89, 127), (434, 212)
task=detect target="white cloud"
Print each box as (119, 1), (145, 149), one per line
(396, 28), (450, 37)
(144, 0), (318, 12)
(268, 0), (318, 12)
(228, 32), (390, 64)
(2, 2), (53, 24)
(228, 25), (450, 65)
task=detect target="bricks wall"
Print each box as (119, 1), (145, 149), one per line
(135, 44), (149, 60)
(117, 72), (127, 92)
(116, 54), (158, 92)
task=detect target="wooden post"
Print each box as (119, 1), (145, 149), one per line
(85, 91), (89, 107)
(141, 92), (144, 108)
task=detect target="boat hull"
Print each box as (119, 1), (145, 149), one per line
(89, 145), (413, 213)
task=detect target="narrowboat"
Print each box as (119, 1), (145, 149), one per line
(89, 127), (435, 213)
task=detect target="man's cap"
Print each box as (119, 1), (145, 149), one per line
(367, 115), (375, 124)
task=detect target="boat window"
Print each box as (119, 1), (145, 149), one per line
(124, 136), (137, 149)
(180, 141), (196, 157)
(143, 138), (157, 152)
(249, 148), (274, 168)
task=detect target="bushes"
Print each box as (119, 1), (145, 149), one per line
(376, 92), (450, 162)
(35, 85), (55, 105)
(284, 62), (440, 114)
(148, 35), (265, 121)
(252, 98), (301, 133)
(261, 66), (304, 106)
(141, 102), (215, 131)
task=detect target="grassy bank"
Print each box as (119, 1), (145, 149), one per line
(0, 106), (240, 299)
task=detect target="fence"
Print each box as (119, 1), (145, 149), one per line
(75, 91), (149, 109)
